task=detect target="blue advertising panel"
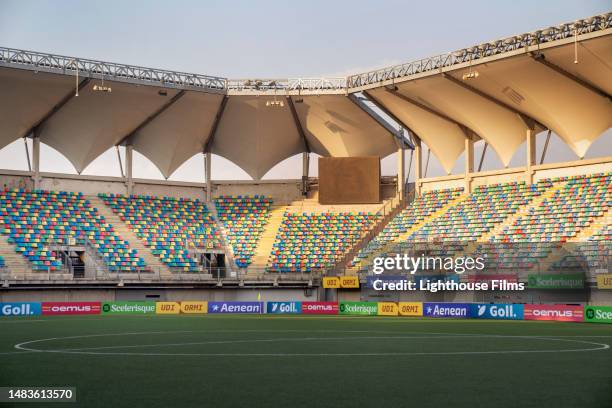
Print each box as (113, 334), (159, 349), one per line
(0, 302), (42, 316)
(470, 303), (524, 320)
(266, 302), (302, 314)
(423, 302), (470, 318)
(208, 302), (263, 314)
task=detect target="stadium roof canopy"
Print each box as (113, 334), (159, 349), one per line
(0, 12), (610, 179)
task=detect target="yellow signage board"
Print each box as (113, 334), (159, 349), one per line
(155, 302), (180, 314)
(180, 301), (208, 314)
(398, 302), (423, 316)
(323, 277), (341, 288)
(597, 274), (612, 289)
(340, 276), (360, 288)
(378, 302), (398, 316)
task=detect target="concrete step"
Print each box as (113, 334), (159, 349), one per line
(0, 235), (32, 275)
(249, 205), (288, 269)
(87, 195), (173, 277)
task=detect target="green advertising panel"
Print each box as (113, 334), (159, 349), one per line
(584, 306), (612, 324)
(528, 273), (584, 289)
(102, 301), (156, 315)
(339, 302), (378, 316)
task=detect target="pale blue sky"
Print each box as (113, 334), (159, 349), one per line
(0, 0), (610, 181)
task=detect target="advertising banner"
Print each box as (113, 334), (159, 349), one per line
(339, 302), (378, 315)
(470, 303), (524, 320)
(378, 302), (399, 316)
(155, 302), (180, 314)
(596, 274), (612, 289)
(102, 301), (156, 315)
(340, 276), (360, 288)
(301, 302), (338, 315)
(180, 301), (208, 314)
(468, 274), (518, 283)
(208, 302), (263, 314)
(528, 273), (584, 289)
(524, 304), (583, 322)
(322, 277), (341, 289)
(423, 303), (470, 318)
(0, 302), (42, 316)
(584, 306), (612, 324)
(398, 302), (423, 316)
(266, 302), (302, 314)
(42, 302), (101, 315)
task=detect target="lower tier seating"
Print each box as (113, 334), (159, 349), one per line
(214, 196), (271, 268)
(0, 189), (146, 272)
(99, 194), (220, 271)
(268, 212), (381, 272)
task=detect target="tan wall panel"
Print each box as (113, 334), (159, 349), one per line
(318, 156), (380, 204)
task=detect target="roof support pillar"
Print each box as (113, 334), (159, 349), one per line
(32, 134), (41, 190)
(204, 151), (212, 202)
(526, 128), (536, 185)
(301, 152), (309, 197)
(397, 145), (405, 199)
(125, 145), (134, 196)
(414, 137), (423, 197)
(464, 136), (474, 194)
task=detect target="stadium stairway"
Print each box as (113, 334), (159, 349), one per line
(0, 235), (32, 275)
(88, 195), (173, 278)
(249, 205), (288, 273)
(351, 193), (467, 271)
(335, 196), (408, 272)
(476, 181), (568, 243)
(206, 202), (238, 270)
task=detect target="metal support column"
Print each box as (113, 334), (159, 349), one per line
(397, 146), (405, 199)
(32, 135), (41, 189)
(526, 128), (536, 185)
(464, 136), (474, 194)
(414, 137), (422, 197)
(125, 145), (134, 196)
(301, 152), (309, 196)
(205, 151), (212, 202)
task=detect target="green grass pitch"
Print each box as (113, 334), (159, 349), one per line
(1, 315), (611, 408)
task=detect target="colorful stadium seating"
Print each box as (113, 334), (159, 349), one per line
(351, 188), (462, 267)
(409, 181), (551, 243)
(0, 189), (146, 272)
(268, 212), (381, 272)
(0, 256), (4, 269)
(487, 173), (611, 270)
(99, 194), (220, 271)
(214, 196), (271, 268)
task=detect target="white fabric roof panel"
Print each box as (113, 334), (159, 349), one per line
(211, 96), (305, 180)
(131, 92), (224, 179)
(38, 82), (179, 173)
(393, 76), (530, 167)
(292, 95), (397, 158)
(0, 69), (74, 150)
(453, 52), (612, 158)
(367, 88), (466, 174)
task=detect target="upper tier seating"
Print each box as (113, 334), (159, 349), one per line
(214, 196), (271, 268)
(99, 194), (220, 271)
(268, 212), (381, 273)
(0, 189), (146, 272)
(351, 188), (462, 267)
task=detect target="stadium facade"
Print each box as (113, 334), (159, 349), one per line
(0, 12), (610, 307)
